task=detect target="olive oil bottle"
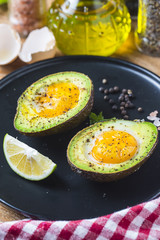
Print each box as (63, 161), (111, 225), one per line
(47, 0), (131, 56)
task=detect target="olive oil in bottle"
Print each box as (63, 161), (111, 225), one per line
(47, 0), (131, 56)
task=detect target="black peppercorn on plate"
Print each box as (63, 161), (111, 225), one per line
(0, 56), (160, 220)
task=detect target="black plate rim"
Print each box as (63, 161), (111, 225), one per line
(0, 199), (42, 220)
(1, 55), (160, 220)
(0, 56), (160, 90)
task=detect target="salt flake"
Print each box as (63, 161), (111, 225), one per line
(153, 118), (160, 127)
(147, 116), (158, 121)
(150, 110), (158, 117)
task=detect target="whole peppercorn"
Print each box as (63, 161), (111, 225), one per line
(104, 95), (109, 101)
(121, 110), (127, 115)
(104, 88), (109, 95)
(120, 102), (125, 106)
(122, 89), (127, 94)
(138, 107), (143, 112)
(113, 86), (120, 93)
(118, 94), (124, 102)
(128, 102), (135, 108)
(120, 106), (125, 111)
(102, 78), (108, 84)
(124, 95), (129, 101)
(112, 104), (118, 111)
(127, 89), (132, 95)
(125, 103), (129, 108)
(99, 87), (104, 93)
(123, 115), (129, 120)
(109, 99), (115, 105)
(109, 88), (114, 94)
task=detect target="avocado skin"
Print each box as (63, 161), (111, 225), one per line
(67, 119), (158, 182)
(15, 88), (94, 137)
(67, 137), (158, 182)
(14, 71), (94, 136)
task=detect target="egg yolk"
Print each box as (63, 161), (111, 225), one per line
(91, 130), (138, 164)
(35, 82), (80, 118)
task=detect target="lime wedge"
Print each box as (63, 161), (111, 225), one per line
(3, 134), (57, 181)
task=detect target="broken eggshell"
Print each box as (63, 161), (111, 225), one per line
(0, 24), (21, 65)
(19, 27), (56, 64)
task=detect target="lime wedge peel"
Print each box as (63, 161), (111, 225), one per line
(3, 134), (57, 181)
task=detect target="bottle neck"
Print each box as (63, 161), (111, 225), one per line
(60, 0), (120, 15)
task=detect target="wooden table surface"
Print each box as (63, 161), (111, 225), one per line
(0, 4), (160, 222)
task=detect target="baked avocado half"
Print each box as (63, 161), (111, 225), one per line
(67, 119), (158, 182)
(14, 72), (94, 136)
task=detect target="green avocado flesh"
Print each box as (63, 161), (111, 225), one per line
(14, 72), (94, 136)
(67, 119), (158, 182)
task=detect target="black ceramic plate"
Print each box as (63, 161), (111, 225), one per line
(0, 56), (160, 220)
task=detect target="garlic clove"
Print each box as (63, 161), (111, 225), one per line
(19, 27), (56, 64)
(0, 24), (21, 65)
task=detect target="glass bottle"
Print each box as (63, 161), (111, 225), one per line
(9, 0), (47, 38)
(125, 0), (138, 17)
(135, 0), (160, 56)
(47, 0), (131, 56)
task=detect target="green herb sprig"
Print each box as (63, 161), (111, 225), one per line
(89, 112), (104, 125)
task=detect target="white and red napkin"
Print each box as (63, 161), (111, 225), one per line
(0, 197), (160, 240)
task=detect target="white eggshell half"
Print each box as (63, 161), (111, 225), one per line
(19, 27), (56, 64)
(0, 24), (21, 65)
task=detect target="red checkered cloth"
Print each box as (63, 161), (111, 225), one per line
(0, 197), (160, 240)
